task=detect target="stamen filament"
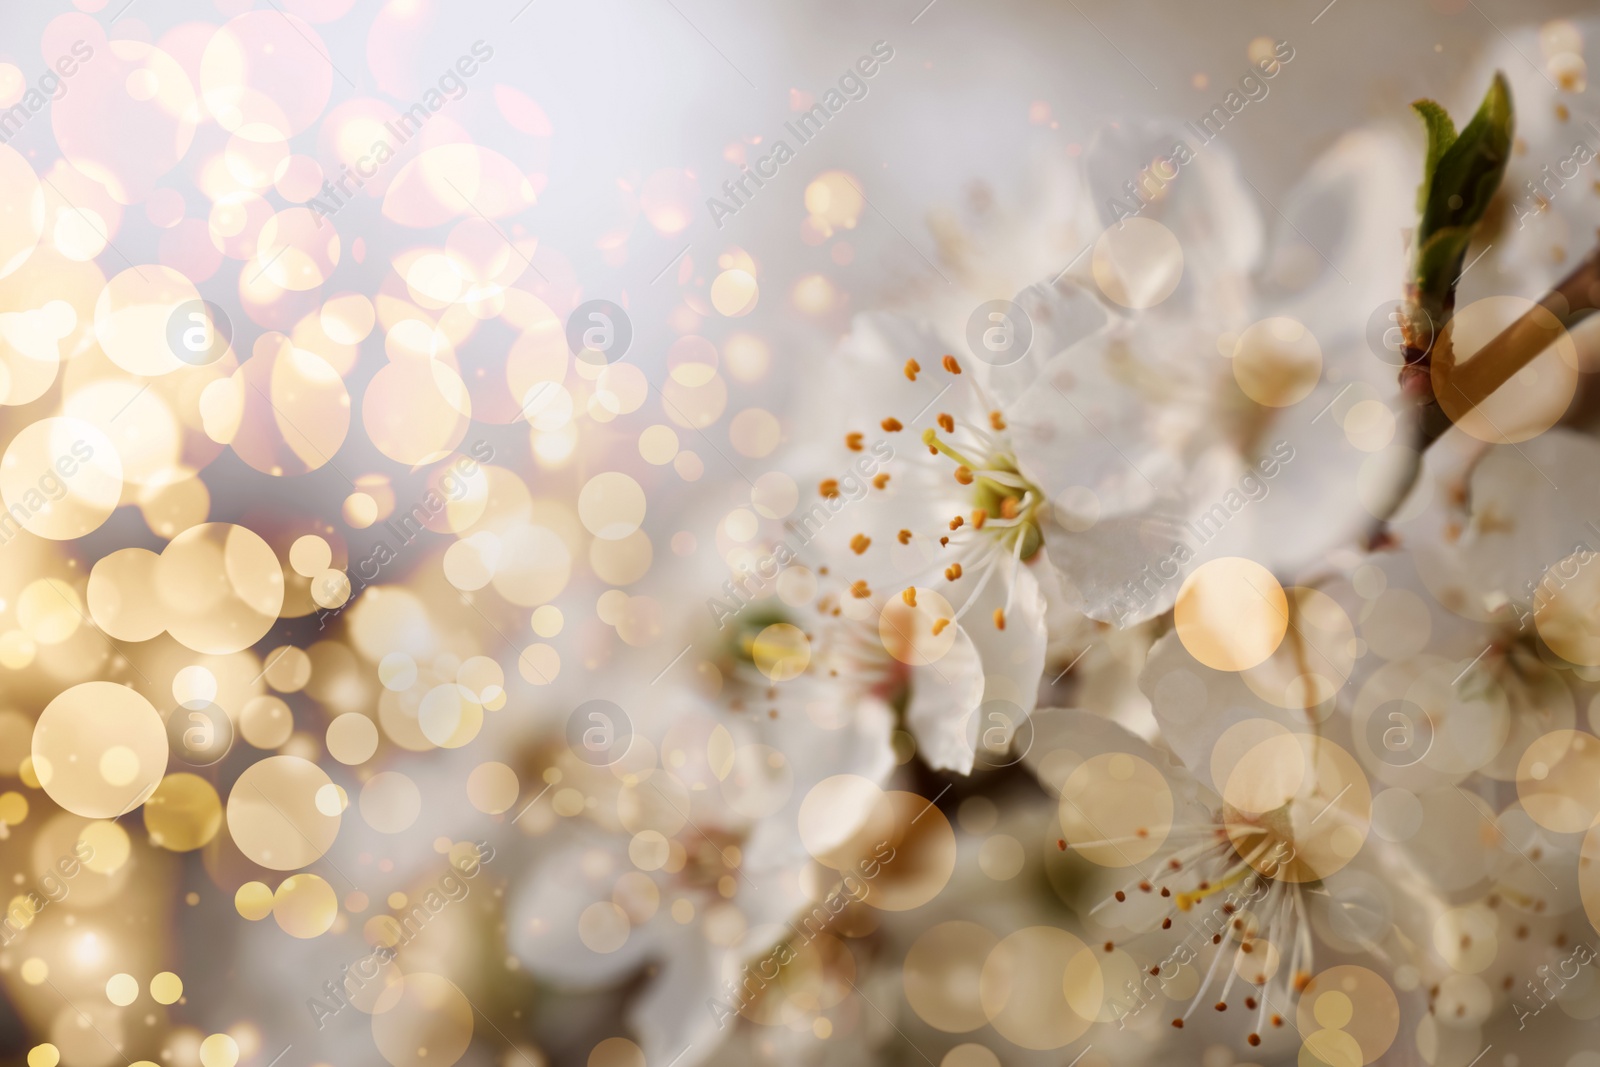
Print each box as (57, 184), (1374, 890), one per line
(921, 428), (981, 470)
(1175, 861), (1258, 912)
(951, 550), (1003, 622)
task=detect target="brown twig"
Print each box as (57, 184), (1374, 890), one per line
(1362, 246), (1600, 551)
(1420, 244), (1600, 450)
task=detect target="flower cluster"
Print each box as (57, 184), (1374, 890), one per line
(504, 18), (1600, 1067)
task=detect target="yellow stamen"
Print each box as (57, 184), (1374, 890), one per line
(920, 427), (979, 469)
(1173, 862), (1257, 912)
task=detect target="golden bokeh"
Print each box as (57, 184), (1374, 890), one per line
(1533, 553), (1600, 666)
(159, 523), (285, 654)
(1240, 586), (1354, 710)
(80, 818), (132, 874)
(143, 772), (223, 851)
(1517, 729), (1600, 833)
(225, 755), (340, 869)
(1581, 819), (1600, 937)
(904, 921), (999, 1033)
(863, 791), (957, 912)
(150, 972), (183, 1005)
(752, 622), (811, 681)
(325, 713), (379, 765)
(1232, 316), (1322, 407)
(32, 681), (167, 818)
(588, 1037), (646, 1067)
(361, 356), (472, 466)
(1175, 557), (1289, 672)
(105, 972), (138, 1007)
(235, 881), (274, 921)
(272, 873), (337, 938)
(1294, 966), (1400, 1065)
(464, 763), (517, 817)
(240, 695), (294, 749)
(578, 471), (647, 540)
(1091, 217), (1182, 309)
(17, 578), (83, 645)
(370, 973), (474, 1067)
(877, 587), (959, 667)
(0, 143), (42, 279)
(1058, 751), (1174, 867)
(360, 771), (422, 833)
(797, 774), (894, 871)
(198, 1033), (239, 1067)
(1433, 295), (1579, 445)
(977, 926), (1102, 1049)
(0, 417), (122, 539)
(1220, 731), (1372, 883)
